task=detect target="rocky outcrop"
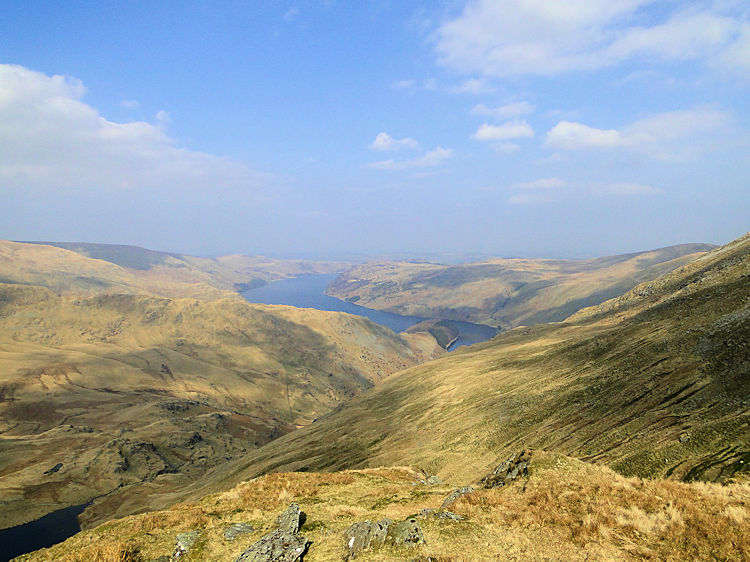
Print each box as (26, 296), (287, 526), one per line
(234, 503), (310, 562)
(440, 486), (475, 509)
(344, 516), (424, 559)
(172, 531), (200, 559)
(224, 522), (255, 541)
(344, 519), (391, 559)
(479, 450), (531, 489)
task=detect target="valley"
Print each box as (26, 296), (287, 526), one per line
(1, 235), (748, 561)
(326, 244), (716, 330)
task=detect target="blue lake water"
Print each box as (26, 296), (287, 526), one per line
(0, 503), (88, 562)
(242, 274), (498, 349)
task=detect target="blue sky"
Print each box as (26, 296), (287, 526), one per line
(1, 1), (748, 258)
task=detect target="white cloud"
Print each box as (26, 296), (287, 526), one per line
(493, 142), (520, 153)
(508, 192), (553, 205)
(507, 177), (659, 204)
(450, 78), (495, 94)
(472, 120), (534, 141)
(471, 101), (534, 120)
(283, 7), (300, 21)
(369, 132), (420, 151)
(545, 121), (624, 149)
(436, 1), (750, 77)
(370, 147), (453, 170)
(592, 182), (660, 195)
(544, 108), (732, 156)
(511, 177), (566, 190)
(0, 64), (269, 193)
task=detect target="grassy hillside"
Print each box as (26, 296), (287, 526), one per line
(0, 284), (442, 530)
(7, 240), (346, 299)
(184, 234), (748, 498)
(326, 243), (715, 329)
(18, 451), (749, 561)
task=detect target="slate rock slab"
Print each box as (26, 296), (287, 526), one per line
(440, 486), (475, 509)
(344, 519), (391, 559)
(172, 531), (200, 559)
(225, 522), (255, 541)
(479, 449), (531, 489)
(234, 529), (310, 562)
(234, 503), (310, 562)
(386, 517), (424, 546)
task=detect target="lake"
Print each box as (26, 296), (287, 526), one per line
(242, 274), (498, 349)
(0, 503), (89, 562)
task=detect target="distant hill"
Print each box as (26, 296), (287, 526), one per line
(194, 234), (748, 493)
(0, 243), (442, 531)
(326, 243), (716, 329)
(9, 240), (347, 299)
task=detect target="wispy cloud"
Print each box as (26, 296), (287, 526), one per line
(472, 120), (534, 141)
(370, 147), (453, 170)
(508, 176), (659, 204)
(471, 101), (535, 120)
(450, 78), (495, 94)
(283, 7), (300, 22)
(0, 64), (270, 194)
(544, 108), (732, 158)
(511, 177), (566, 190)
(369, 132), (419, 151)
(436, 1), (750, 77)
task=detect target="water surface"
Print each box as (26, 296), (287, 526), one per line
(0, 503), (89, 562)
(242, 274), (497, 349)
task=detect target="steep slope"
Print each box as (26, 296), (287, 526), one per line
(17, 452), (750, 561)
(0, 284), (442, 530)
(190, 234), (748, 498)
(326, 243), (715, 329)
(6, 240), (346, 299)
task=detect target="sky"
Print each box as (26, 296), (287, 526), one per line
(1, 1), (749, 259)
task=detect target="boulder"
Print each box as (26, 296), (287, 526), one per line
(440, 486), (475, 509)
(479, 450), (531, 489)
(172, 531), (200, 559)
(225, 522), (255, 541)
(234, 503), (310, 562)
(275, 503), (305, 534)
(344, 519), (391, 559)
(386, 517), (424, 546)
(234, 530), (310, 562)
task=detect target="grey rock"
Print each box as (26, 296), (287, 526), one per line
(234, 503), (310, 562)
(434, 511), (464, 521)
(440, 486), (475, 509)
(225, 522), (255, 541)
(479, 449), (531, 489)
(344, 519), (391, 559)
(425, 475), (442, 485)
(275, 502), (305, 534)
(234, 529), (310, 562)
(172, 531), (200, 559)
(418, 508), (464, 521)
(386, 517), (424, 546)
(679, 434), (690, 443)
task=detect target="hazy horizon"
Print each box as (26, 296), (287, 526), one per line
(2, 2), (749, 259)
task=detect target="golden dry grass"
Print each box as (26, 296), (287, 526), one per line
(16, 453), (750, 561)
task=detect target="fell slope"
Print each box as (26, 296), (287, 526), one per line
(326, 243), (715, 329)
(19, 452), (750, 561)
(0, 284), (442, 530)
(193, 234), (748, 495)
(5, 240), (346, 300)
